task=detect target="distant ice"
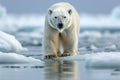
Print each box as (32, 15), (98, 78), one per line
(111, 6), (120, 19)
(0, 4), (120, 31)
(16, 31), (43, 46)
(0, 15), (44, 33)
(0, 15), (44, 45)
(80, 6), (120, 27)
(85, 52), (120, 68)
(0, 52), (42, 64)
(0, 4), (6, 18)
(0, 31), (27, 53)
(80, 31), (102, 38)
(80, 14), (120, 27)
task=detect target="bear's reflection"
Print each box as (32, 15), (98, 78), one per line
(44, 61), (79, 80)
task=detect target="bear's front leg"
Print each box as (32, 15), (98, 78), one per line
(43, 32), (59, 59)
(44, 39), (58, 59)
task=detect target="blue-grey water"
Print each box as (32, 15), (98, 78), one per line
(1, 29), (120, 80)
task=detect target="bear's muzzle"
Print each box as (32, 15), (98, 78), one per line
(57, 23), (63, 29)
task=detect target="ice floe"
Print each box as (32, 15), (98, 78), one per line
(111, 6), (120, 19)
(0, 52), (42, 64)
(0, 31), (27, 53)
(85, 52), (120, 68)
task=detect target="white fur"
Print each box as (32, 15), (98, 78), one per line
(43, 2), (80, 56)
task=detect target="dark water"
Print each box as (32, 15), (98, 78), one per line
(1, 30), (120, 80)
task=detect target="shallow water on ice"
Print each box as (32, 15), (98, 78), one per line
(1, 59), (120, 80)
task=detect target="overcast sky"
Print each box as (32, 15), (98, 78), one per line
(0, 0), (120, 15)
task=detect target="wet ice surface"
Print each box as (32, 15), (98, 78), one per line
(1, 31), (120, 80)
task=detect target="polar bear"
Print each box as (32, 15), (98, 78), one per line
(43, 2), (80, 59)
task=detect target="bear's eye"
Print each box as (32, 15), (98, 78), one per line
(63, 16), (66, 18)
(54, 16), (57, 19)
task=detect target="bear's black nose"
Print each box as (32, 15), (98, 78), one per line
(57, 23), (63, 29)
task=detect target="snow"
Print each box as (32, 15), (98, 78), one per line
(85, 52), (120, 68)
(0, 31), (27, 53)
(0, 52), (42, 64)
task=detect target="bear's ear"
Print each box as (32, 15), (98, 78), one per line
(49, 9), (52, 15)
(68, 9), (72, 15)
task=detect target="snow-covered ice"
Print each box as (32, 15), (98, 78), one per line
(0, 31), (43, 64)
(85, 52), (120, 68)
(0, 52), (42, 64)
(0, 31), (27, 53)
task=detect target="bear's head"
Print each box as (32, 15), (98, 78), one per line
(48, 8), (72, 32)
